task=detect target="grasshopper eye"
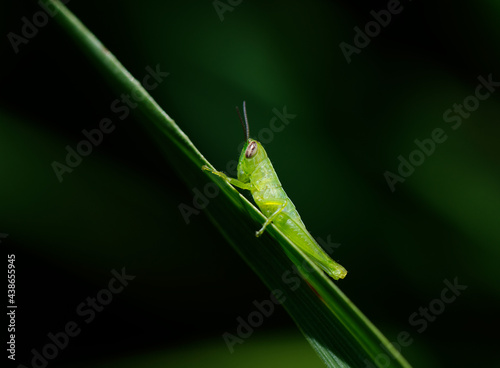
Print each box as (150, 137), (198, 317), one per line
(245, 141), (258, 158)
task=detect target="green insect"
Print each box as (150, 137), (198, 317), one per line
(202, 102), (347, 280)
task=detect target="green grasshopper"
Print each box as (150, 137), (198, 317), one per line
(202, 102), (347, 280)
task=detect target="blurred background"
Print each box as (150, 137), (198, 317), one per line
(1, 0), (499, 367)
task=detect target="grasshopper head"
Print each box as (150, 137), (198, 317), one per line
(237, 139), (267, 183)
(234, 102), (267, 182)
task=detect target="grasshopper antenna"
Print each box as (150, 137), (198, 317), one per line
(236, 101), (250, 141)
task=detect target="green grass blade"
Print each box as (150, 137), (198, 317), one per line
(44, 1), (412, 367)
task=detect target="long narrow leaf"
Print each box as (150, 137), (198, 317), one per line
(44, 1), (412, 367)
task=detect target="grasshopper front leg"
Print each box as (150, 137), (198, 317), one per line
(202, 165), (253, 191)
(256, 198), (288, 237)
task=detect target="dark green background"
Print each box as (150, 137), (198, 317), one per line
(2, 1), (499, 367)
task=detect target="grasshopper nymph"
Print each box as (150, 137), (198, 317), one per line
(202, 102), (347, 280)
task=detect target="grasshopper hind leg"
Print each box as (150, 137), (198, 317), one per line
(255, 198), (288, 238)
